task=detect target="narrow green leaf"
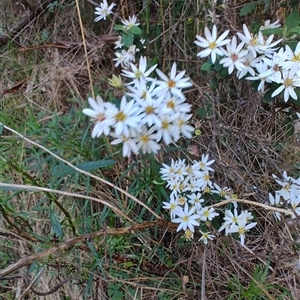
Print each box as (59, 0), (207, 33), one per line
(52, 159), (115, 178)
(50, 204), (63, 237)
(209, 76), (217, 90)
(86, 241), (106, 277)
(260, 28), (283, 36)
(239, 3), (258, 16)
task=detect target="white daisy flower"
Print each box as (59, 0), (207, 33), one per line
(94, 0), (116, 22)
(154, 62), (193, 99)
(172, 203), (200, 232)
(194, 24), (231, 63)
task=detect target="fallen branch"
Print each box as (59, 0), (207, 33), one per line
(0, 220), (175, 277)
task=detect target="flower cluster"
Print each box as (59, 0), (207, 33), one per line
(268, 171), (300, 221)
(194, 21), (300, 102)
(113, 14), (144, 67)
(83, 57), (194, 156)
(160, 155), (256, 245)
(218, 207), (257, 246)
(94, 1), (144, 67)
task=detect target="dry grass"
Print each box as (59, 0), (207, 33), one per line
(1, 0), (300, 299)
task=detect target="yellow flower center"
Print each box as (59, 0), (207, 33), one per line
(115, 111), (126, 122)
(249, 38), (257, 46)
(170, 203), (177, 210)
(239, 227), (245, 235)
(167, 80), (176, 88)
(220, 190), (229, 197)
(178, 196), (186, 205)
(185, 229), (193, 240)
(283, 79), (293, 87)
(135, 70), (142, 79)
(145, 106), (154, 114)
(204, 174), (210, 181)
(182, 216), (189, 222)
(292, 54), (300, 62)
(162, 120), (169, 129)
(203, 187), (211, 194)
(179, 182), (185, 191)
(141, 90), (147, 100)
(141, 135), (149, 143)
(167, 100), (175, 109)
(203, 210), (210, 217)
(209, 41), (216, 49)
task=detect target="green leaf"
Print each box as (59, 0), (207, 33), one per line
(249, 21), (260, 34)
(52, 159), (115, 178)
(114, 25), (126, 32)
(108, 283), (124, 300)
(239, 3), (258, 16)
(263, 89), (275, 103)
(282, 118), (295, 137)
(285, 10), (299, 32)
(50, 204), (63, 237)
(121, 33), (134, 47)
(128, 26), (142, 35)
(213, 59), (223, 71)
(275, 143), (284, 151)
(200, 62), (212, 71)
(287, 26), (300, 35)
(260, 28), (283, 36)
(209, 76), (217, 90)
(262, 0), (272, 13)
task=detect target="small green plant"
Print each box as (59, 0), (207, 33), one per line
(227, 264), (291, 299)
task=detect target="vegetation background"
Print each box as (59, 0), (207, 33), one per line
(0, 0), (300, 299)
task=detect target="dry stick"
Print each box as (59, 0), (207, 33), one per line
(1, 123), (161, 220)
(75, 0), (95, 99)
(0, 182), (133, 223)
(210, 198), (294, 216)
(0, 221), (170, 277)
(18, 267), (45, 300)
(201, 245), (206, 300)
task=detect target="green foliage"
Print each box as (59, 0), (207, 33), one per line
(114, 24), (143, 49)
(239, 2), (258, 16)
(107, 283), (125, 300)
(227, 263), (291, 299)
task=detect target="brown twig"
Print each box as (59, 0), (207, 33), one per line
(0, 220), (175, 277)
